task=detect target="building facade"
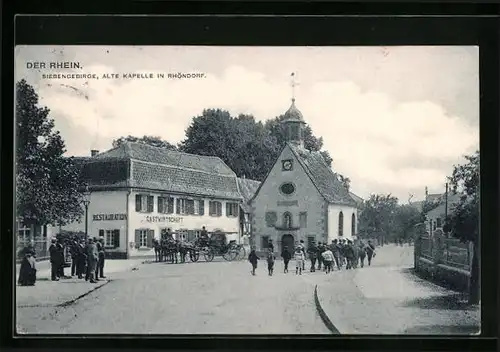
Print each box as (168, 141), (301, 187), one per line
(249, 98), (360, 253)
(60, 142), (245, 258)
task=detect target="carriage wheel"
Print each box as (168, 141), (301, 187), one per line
(204, 250), (215, 262)
(190, 249), (200, 262)
(222, 249), (238, 261)
(237, 246), (246, 261)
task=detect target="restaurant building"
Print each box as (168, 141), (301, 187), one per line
(60, 142), (247, 259)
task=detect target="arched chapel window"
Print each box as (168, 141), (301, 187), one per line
(338, 211), (344, 237)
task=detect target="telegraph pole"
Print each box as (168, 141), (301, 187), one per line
(444, 182), (449, 235)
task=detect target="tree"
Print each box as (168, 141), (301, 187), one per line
(358, 194), (399, 244)
(394, 204), (423, 242)
(112, 135), (178, 150)
(447, 150), (480, 304)
(16, 79), (85, 228)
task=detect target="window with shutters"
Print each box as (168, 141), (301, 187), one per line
(226, 202), (239, 217)
(135, 194), (154, 213)
(265, 212), (277, 227)
(209, 201), (222, 217)
(158, 196), (174, 214)
(139, 229), (148, 247)
(103, 230), (116, 248)
(299, 212), (307, 228)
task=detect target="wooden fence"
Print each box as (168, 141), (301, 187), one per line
(414, 231), (473, 292)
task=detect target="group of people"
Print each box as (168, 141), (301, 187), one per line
(248, 238), (376, 276)
(62, 236), (107, 283)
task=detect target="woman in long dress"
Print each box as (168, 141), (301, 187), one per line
(18, 251), (37, 286)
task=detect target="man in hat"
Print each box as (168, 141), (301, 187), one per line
(76, 238), (87, 279)
(96, 237), (106, 279)
(85, 238), (99, 283)
(317, 241), (326, 271)
(330, 239), (341, 270)
(307, 240), (318, 272)
(49, 238), (60, 281)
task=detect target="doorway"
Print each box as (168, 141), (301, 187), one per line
(281, 234), (294, 253)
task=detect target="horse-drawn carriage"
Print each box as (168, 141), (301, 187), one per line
(153, 231), (246, 263)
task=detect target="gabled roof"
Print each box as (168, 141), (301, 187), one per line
(425, 193), (462, 218)
(349, 192), (364, 206)
(77, 142), (242, 200)
(237, 177), (261, 212)
(288, 144), (357, 206)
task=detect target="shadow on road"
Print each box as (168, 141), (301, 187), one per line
(401, 293), (475, 311)
(402, 324), (480, 335)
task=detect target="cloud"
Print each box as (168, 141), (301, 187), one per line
(17, 47), (479, 202)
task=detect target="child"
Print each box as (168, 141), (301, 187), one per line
(267, 250), (276, 276)
(321, 247), (334, 274)
(294, 246), (305, 275)
(248, 247), (259, 276)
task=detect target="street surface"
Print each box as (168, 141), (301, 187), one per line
(16, 244), (480, 335)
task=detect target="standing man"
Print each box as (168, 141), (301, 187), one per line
(96, 237), (106, 279)
(70, 238), (79, 277)
(358, 241), (367, 268)
(76, 238), (87, 279)
(307, 241), (318, 272)
(317, 241), (326, 271)
(56, 238), (65, 278)
(199, 226), (209, 247)
(281, 246), (292, 273)
(331, 239), (341, 270)
(85, 238), (99, 283)
(49, 238), (60, 281)
(366, 240), (376, 266)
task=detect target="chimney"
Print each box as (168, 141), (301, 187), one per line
(91, 150), (99, 157)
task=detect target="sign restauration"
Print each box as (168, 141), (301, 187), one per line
(93, 213), (127, 221)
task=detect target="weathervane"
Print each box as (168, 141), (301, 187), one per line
(290, 72), (299, 102)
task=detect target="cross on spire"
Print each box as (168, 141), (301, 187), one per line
(290, 72), (299, 102)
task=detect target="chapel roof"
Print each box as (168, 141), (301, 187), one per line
(288, 143), (357, 207)
(76, 142), (242, 200)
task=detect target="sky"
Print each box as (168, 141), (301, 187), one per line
(15, 45), (479, 203)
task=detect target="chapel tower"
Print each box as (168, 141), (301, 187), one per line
(282, 73), (307, 148)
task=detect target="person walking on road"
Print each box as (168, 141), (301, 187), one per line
(96, 237), (106, 279)
(49, 238), (60, 281)
(294, 246), (305, 275)
(248, 246), (259, 276)
(330, 239), (341, 270)
(321, 246), (334, 274)
(358, 241), (367, 268)
(267, 250), (276, 276)
(281, 246), (292, 273)
(366, 240), (376, 266)
(298, 240), (306, 270)
(85, 238), (99, 283)
(344, 240), (356, 270)
(307, 241), (318, 272)
(317, 242), (327, 271)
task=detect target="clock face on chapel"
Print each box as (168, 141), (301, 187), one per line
(282, 160), (293, 171)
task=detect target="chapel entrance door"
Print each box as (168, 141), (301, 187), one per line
(281, 234), (295, 253)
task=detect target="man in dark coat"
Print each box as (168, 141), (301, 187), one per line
(366, 240), (376, 266)
(18, 250), (37, 286)
(76, 238), (87, 279)
(56, 239), (65, 278)
(307, 241), (318, 272)
(317, 242), (326, 271)
(49, 238), (60, 281)
(70, 239), (79, 277)
(330, 239), (341, 270)
(281, 246), (292, 273)
(344, 240), (356, 270)
(199, 226), (209, 247)
(358, 241), (367, 268)
(268, 239), (275, 253)
(96, 237), (106, 279)
(86, 238), (99, 283)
